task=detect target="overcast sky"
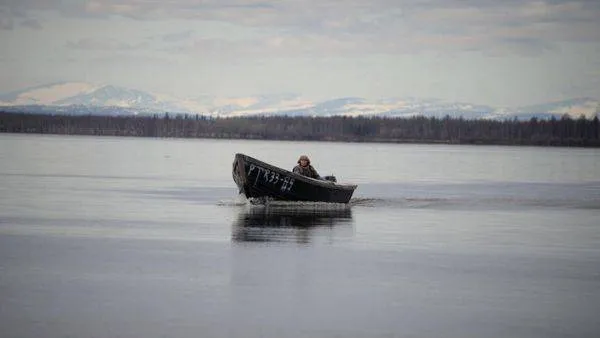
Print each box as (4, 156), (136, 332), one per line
(1, 0), (599, 106)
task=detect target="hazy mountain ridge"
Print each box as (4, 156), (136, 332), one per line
(0, 82), (598, 119)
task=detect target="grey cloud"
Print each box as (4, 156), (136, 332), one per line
(90, 54), (172, 66)
(1, 0), (106, 19)
(497, 37), (559, 56)
(0, 4), (12, 29)
(1, 1), (41, 30)
(0, 16), (14, 30)
(66, 37), (140, 51)
(0, 1), (414, 27)
(6, 0), (600, 57)
(1, 0), (53, 16)
(6, 1), (600, 30)
(162, 30), (195, 43)
(167, 19), (576, 59)
(21, 18), (42, 29)
(394, 1), (600, 54)
(176, 34), (415, 59)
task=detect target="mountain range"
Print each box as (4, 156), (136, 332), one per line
(1, 82), (598, 120)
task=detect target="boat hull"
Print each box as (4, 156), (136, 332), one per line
(232, 153), (357, 203)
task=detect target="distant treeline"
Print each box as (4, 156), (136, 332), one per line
(1, 111), (599, 147)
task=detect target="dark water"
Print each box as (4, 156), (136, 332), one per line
(1, 134), (599, 338)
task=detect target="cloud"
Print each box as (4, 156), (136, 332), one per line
(5, 0), (600, 24)
(20, 18), (42, 29)
(1, 2), (40, 30)
(1, 1), (27, 18)
(83, 1), (139, 17)
(162, 30), (195, 43)
(0, 1), (579, 58)
(66, 37), (141, 51)
(0, 16), (14, 30)
(0, 4), (14, 29)
(171, 34), (369, 59)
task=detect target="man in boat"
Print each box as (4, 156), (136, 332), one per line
(293, 155), (321, 179)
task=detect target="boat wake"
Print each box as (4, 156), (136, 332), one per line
(347, 181), (600, 210)
(349, 196), (600, 210)
(217, 196), (354, 217)
(219, 178), (600, 211)
(218, 195), (599, 211)
(216, 194), (250, 206)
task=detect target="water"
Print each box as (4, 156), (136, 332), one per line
(1, 134), (599, 338)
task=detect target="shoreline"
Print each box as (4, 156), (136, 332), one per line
(1, 111), (599, 148)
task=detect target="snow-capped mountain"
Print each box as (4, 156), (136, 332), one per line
(0, 82), (598, 120)
(0, 82), (195, 113)
(0, 82), (99, 106)
(54, 85), (155, 107)
(500, 98), (599, 119)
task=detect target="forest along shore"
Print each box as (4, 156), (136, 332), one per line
(1, 111), (599, 147)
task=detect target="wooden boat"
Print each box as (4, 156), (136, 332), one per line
(232, 153), (357, 203)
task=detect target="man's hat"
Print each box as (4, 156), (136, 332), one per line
(297, 155), (310, 164)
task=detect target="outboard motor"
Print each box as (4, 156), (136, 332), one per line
(323, 175), (337, 183)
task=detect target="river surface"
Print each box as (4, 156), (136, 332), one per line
(1, 134), (599, 338)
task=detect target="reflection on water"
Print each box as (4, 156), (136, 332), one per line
(231, 203), (354, 244)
